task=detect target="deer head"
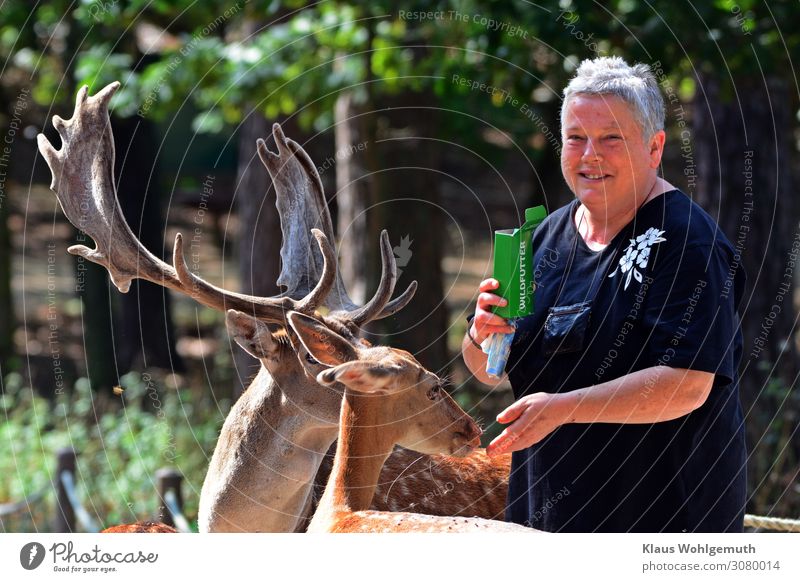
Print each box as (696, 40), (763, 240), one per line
(287, 311), (481, 521)
(288, 310), (481, 456)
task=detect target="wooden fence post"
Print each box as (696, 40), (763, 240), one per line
(156, 468), (183, 528)
(54, 448), (76, 533)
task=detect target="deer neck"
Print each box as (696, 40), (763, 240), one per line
(199, 367), (339, 532)
(318, 389), (395, 516)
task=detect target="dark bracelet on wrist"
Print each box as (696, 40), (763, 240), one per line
(466, 325), (483, 350)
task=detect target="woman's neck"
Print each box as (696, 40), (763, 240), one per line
(577, 178), (672, 250)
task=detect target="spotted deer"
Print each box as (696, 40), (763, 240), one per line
(287, 312), (534, 532)
(102, 522), (177, 533)
(38, 82), (511, 533)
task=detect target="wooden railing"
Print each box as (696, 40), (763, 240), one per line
(0, 447), (192, 533)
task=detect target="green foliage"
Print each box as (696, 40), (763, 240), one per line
(3, 0), (797, 155)
(0, 371), (230, 531)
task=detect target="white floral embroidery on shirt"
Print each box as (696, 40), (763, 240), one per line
(609, 227), (667, 289)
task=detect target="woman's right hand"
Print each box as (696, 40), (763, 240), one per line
(471, 278), (515, 345)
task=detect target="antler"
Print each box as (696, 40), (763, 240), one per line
(257, 123), (416, 325)
(37, 82), (335, 322)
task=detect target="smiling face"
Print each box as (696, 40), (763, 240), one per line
(560, 94), (665, 219)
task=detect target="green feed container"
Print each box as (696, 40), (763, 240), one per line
(483, 205), (547, 379)
(492, 205), (547, 319)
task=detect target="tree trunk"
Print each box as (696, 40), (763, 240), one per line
(337, 93), (449, 374)
(692, 73), (798, 511)
(62, 13), (116, 395)
(232, 109), (283, 398)
(74, 248), (118, 394)
(334, 93), (374, 306)
(113, 115), (184, 376)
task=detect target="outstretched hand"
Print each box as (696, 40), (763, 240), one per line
(486, 393), (569, 457)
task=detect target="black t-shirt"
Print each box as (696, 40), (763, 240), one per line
(505, 190), (747, 532)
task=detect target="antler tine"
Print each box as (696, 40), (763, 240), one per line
(172, 229), (336, 322)
(294, 229), (337, 311)
(347, 230), (397, 327)
(38, 82), (336, 324)
(256, 125), (356, 311)
(37, 81), (172, 293)
(373, 280), (418, 320)
(257, 122), (418, 325)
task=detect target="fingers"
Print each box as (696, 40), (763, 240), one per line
(472, 279), (514, 342)
(477, 291), (506, 310)
(478, 278), (500, 292)
(486, 427), (522, 456)
(486, 394), (565, 456)
(496, 399), (527, 424)
(486, 400), (529, 455)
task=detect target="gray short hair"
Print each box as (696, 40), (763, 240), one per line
(561, 56), (665, 140)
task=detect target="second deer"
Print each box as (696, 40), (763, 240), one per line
(288, 312), (535, 533)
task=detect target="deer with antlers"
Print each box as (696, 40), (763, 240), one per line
(287, 311), (534, 532)
(38, 82), (512, 533)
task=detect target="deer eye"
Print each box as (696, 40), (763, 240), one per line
(304, 352), (319, 365)
(426, 384), (441, 401)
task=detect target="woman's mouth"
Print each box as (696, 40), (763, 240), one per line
(578, 172), (611, 182)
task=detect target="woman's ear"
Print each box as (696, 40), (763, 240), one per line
(316, 361), (404, 394)
(286, 311), (358, 367)
(648, 129), (666, 168)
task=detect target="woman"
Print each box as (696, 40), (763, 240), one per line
(462, 56), (746, 532)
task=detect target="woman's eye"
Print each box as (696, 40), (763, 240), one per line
(304, 353), (319, 365)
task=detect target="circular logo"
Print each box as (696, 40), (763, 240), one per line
(20, 542), (46, 570)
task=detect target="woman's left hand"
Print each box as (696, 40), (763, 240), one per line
(486, 393), (569, 456)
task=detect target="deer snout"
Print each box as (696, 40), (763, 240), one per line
(465, 421), (483, 446)
(452, 419), (483, 455)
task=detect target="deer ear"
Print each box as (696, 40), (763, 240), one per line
(316, 361), (403, 394)
(286, 311), (358, 367)
(226, 310), (278, 360)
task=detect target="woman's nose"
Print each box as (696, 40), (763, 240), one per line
(581, 138), (602, 161)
